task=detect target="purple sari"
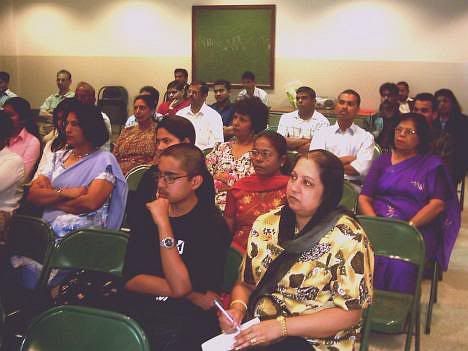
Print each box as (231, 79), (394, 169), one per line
(361, 152), (460, 293)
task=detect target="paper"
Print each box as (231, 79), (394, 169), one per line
(202, 317), (260, 351)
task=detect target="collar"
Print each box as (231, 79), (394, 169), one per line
(189, 102), (207, 116)
(332, 122), (357, 135)
(54, 90), (73, 98)
(295, 109), (317, 121)
(212, 100), (232, 111)
(10, 127), (27, 144)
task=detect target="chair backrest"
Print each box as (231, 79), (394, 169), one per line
(222, 247), (243, 292)
(97, 86), (129, 130)
(125, 164), (152, 192)
(356, 215), (425, 268)
(7, 215), (55, 264)
(373, 144), (382, 160)
(20, 305), (150, 351)
(287, 151), (299, 167)
(339, 180), (358, 213)
(39, 229), (128, 288)
(202, 147), (213, 156)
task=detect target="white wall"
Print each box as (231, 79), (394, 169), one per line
(2, 0), (468, 110)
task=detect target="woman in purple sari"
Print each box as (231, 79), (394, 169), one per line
(359, 113), (460, 294)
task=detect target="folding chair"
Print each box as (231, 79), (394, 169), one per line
(357, 215), (425, 351)
(97, 86), (129, 138)
(425, 259), (440, 334)
(339, 180), (358, 213)
(38, 228), (129, 289)
(373, 144), (382, 160)
(20, 305), (150, 351)
(125, 165), (152, 193)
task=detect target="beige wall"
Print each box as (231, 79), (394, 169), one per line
(2, 0), (468, 110)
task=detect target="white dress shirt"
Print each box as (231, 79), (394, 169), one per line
(177, 103), (224, 151)
(0, 147), (25, 212)
(309, 122), (375, 181)
(238, 87), (269, 106)
(277, 110), (330, 139)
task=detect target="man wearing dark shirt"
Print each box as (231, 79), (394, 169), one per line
(210, 80), (236, 138)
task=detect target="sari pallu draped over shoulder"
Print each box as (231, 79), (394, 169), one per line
(43, 150), (128, 230)
(371, 153), (460, 270)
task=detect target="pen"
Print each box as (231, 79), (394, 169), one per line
(213, 299), (241, 333)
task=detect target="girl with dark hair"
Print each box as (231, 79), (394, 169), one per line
(360, 113), (460, 293)
(219, 149), (374, 351)
(224, 130), (290, 253)
(157, 80), (190, 116)
(113, 94), (158, 175)
(123, 143), (230, 351)
(206, 97), (269, 211)
(3, 97), (41, 179)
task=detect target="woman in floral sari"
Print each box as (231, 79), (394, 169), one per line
(359, 113), (460, 293)
(224, 131), (289, 254)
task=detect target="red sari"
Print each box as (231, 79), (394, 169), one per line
(225, 174), (289, 254)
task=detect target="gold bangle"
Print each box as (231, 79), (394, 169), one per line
(230, 299), (248, 311)
(276, 315), (288, 337)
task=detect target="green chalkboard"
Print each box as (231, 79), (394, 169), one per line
(192, 5), (275, 88)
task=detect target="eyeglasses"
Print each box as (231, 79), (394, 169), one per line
(249, 149), (273, 159)
(395, 127), (417, 136)
(154, 172), (191, 184)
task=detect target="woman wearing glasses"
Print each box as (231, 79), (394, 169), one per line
(206, 97), (269, 211)
(224, 130), (289, 254)
(123, 144), (230, 351)
(359, 113), (460, 293)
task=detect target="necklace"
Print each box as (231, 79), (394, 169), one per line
(71, 149), (94, 159)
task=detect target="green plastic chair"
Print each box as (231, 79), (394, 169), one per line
(373, 144), (382, 160)
(357, 215), (425, 351)
(7, 215), (55, 267)
(267, 111), (282, 131)
(222, 248), (243, 292)
(287, 150), (299, 167)
(20, 305), (150, 351)
(38, 228), (129, 289)
(339, 180), (358, 213)
(125, 164), (151, 192)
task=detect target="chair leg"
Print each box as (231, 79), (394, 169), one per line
(460, 176), (465, 211)
(404, 313), (413, 351)
(425, 261), (438, 334)
(415, 302), (421, 351)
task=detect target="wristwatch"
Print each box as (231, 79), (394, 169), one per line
(160, 237), (176, 249)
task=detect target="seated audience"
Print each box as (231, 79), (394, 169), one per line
(178, 81), (224, 151)
(277, 86), (329, 152)
(397, 81), (414, 113)
(0, 113), (24, 242)
(412, 92), (437, 126)
(224, 130), (289, 253)
(368, 82), (399, 133)
(113, 94), (158, 175)
(206, 97), (268, 211)
(34, 98), (72, 178)
(174, 67), (189, 95)
(359, 113), (460, 293)
(157, 80), (190, 116)
(237, 71), (269, 107)
(74, 81), (112, 151)
(3, 97), (41, 180)
(126, 115), (196, 235)
(373, 99), (400, 152)
(310, 89), (375, 186)
(39, 69), (74, 119)
(210, 79), (236, 135)
(20, 101), (127, 287)
(433, 88), (468, 184)
(220, 150), (374, 351)
(0, 71), (17, 108)
(123, 144), (230, 351)
(125, 86), (160, 128)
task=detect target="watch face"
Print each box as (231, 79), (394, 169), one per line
(161, 237), (175, 248)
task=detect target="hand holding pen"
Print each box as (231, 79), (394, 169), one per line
(214, 299), (244, 333)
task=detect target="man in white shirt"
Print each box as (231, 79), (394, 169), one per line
(0, 72), (17, 109)
(39, 69), (75, 119)
(177, 81), (224, 151)
(310, 89), (375, 184)
(397, 81), (414, 114)
(277, 86), (329, 152)
(237, 71), (269, 107)
(74, 81), (112, 151)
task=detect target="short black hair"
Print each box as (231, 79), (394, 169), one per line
(338, 89), (361, 107)
(134, 94), (156, 110)
(190, 81), (209, 96)
(241, 71), (255, 81)
(0, 72), (10, 82)
(167, 80), (186, 91)
(174, 68), (188, 79)
(66, 100), (109, 148)
(158, 115), (196, 145)
(296, 86), (316, 100)
(434, 88), (462, 115)
(139, 86), (160, 107)
(379, 82), (399, 97)
(233, 97), (268, 134)
(57, 69), (72, 80)
(213, 80), (231, 91)
(391, 113), (432, 154)
(397, 81), (409, 89)
(0, 110), (14, 144)
(52, 98), (74, 151)
(414, 92), (437, 111)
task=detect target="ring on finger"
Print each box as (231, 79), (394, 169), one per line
(250, 337), (257, 345)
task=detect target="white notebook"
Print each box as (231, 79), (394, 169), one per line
(202, 317), (261, 351)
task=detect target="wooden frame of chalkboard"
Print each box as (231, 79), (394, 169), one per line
(192, 5), (276, 89)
